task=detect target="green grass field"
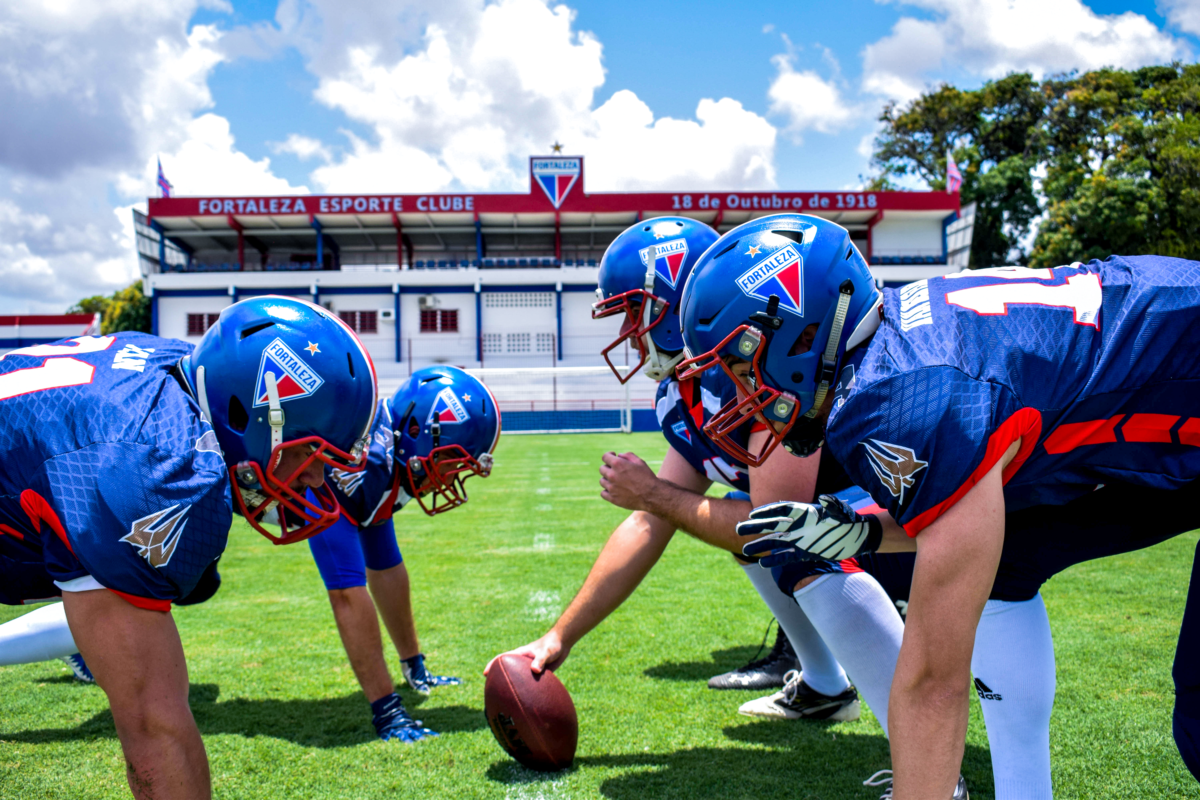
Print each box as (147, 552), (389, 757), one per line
(0, 432), (1196, 799)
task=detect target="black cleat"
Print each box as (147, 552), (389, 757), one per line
(708, 624), (799, 690)
(738, 669), (860, 720)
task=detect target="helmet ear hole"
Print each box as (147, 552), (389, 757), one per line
(789, 323), (820, 357)
(228, 395), (249, 433)
(408, 418), (420, 438)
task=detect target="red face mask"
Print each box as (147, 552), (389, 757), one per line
(592, 288), (669, 384)
(406, 445), (494, 516)
(675, 325), (800, 468)
(231, 435), (367, 545)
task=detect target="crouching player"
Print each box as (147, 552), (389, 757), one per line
(308, 365), (500, 742)
(0, 297), (377, 800)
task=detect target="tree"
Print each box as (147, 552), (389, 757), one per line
(66, 281), (151, 335)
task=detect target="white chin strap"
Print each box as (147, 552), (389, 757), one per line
(195, 365), (214, 424)
(264, 371), (286, 452)
(807, 283), (855, 418)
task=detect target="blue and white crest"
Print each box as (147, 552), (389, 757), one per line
(254, 337), (325, 407)
(735, 244), (804, 315)
(428, 387), (469, 425)
(531, 157), (581, 208)
(640, 238), (690, 289)
(671, 420), (692, 444)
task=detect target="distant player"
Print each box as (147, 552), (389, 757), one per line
(679, 212), (1200, 798)
(0, 297), (377, 800)
(488, 217), (906, 726)
(307, 365), (500, 742)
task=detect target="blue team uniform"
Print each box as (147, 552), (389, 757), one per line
(656, 367), (753, 492)
(0, 333), (231, 611)
(307, 399), (405, 590)
(824, 257), (1200, 777)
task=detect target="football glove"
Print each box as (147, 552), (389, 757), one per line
(738, 494), (883, 567)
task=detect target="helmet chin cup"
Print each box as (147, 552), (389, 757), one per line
(675, 324), (799, 468)
(406, 444), (493, 516)
(593, 288), (668, 384)
(230, 434), (367, 545)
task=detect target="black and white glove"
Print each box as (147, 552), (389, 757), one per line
(738, 494), (883, 567)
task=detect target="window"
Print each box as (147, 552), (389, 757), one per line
(187, 313), (220, 336)
(338, 311), (378, 334)
(419, 309), (458, 333)
(536, 332), (555, 353)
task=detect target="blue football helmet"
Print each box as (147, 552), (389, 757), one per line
(678, 214), (882, 465)
(384, 366), (501, 517)
(592, 217), (719, 383)
(181, 296), (378, 544)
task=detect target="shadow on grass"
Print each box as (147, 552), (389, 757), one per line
(485, 721), (994, 800)
(642, 645), (766, 682)
(0, 682), (486, 749)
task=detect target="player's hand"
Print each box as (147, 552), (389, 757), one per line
(484, 630), (573, 676)
(599, 451), (657, 511)
(737, 494), (883, 566)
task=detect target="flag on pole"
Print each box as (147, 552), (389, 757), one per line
(946, 153), (963, 194)
(156, 158), (173, 198)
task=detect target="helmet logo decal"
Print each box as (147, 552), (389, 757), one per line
(862, 439), (928, 505)
(671, 420), (692, 444)
(254, 338), (325, 407)
(640, 238), (689, 288)
(735, 244), (804, 315)
(428, 387), (469, 424)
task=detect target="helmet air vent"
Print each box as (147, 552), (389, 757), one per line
(713, 240), (740, 260)
(240, 321), (275, 339)
(228, 395), (249, 433)
(346, 353), (355, 378)
(771, 229), (804, 243)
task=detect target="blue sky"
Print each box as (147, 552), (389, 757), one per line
(1, 0), (1198, 310)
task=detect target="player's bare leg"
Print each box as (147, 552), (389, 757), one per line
(63, 588), (209, 800)
(367, 564), (419, 660)
(325, 586), (394, 703)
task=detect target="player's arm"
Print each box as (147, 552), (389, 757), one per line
(489, 447), (710, 674)
(63, 589), (210, 800)
(888, 452), (1010, 800)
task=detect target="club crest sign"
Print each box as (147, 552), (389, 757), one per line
(531, 157), (581, 208)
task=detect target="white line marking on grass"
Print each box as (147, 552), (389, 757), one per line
(526, 590), (561, 622)
(535, 504), (553, 511)
(536, 487), (552, 495)
(533, 533), (555, 551)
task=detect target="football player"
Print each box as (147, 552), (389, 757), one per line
(0, 296), (377, 800)
(306, 365), (499, 742)
(678, 212), (1200, 798)
(489, 217), (908, 725)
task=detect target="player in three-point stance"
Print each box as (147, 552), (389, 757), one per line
(306, 365), (500, 741)
(0, 297), (377, 800)
(679, 212), (1200, 798)
(490, 217), (905, 726)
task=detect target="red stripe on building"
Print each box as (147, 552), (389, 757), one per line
(0, 314), (94, 326)
(1042, 415), (1123, 455)
(905, 407), (1043, 537)
(1122, 413), (1180, 444)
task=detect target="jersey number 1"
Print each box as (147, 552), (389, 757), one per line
(945, 272), (1102, 328)
(0, 337), (115, 400)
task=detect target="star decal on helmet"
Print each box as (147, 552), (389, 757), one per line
(746, 245), (760, 257)
(305, 342), (320, 355)
(862, 440), (928, 505)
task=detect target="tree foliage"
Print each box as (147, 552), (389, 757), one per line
(870, 63), (1200, 268)
(67, 281), (151, 334)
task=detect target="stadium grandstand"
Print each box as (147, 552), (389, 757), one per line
(0, 314), (101, 355)
(136, 154), (967, 432)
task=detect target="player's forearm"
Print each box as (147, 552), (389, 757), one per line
(888, 653), (970, 799)
(114, 712), (211, 800)
(638, 481), (751, 554)
(552, 511), (673, 648)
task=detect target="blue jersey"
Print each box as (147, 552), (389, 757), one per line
(655, 367), (754, 491)
(327, 399), (411, 528)
(826, 257), (1200, 535)
(0, 333), (231, 609)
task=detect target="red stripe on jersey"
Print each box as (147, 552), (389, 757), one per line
(108, 588), (172, 613)
(859, 503), (886, 515)
(1123, 413), (1180, 443)
(19, 489), (73, 553)
(680, 377), (705, 429)
(1181, 418), (1200, 447)
(1043, 415), (1123, 454)
(838, 558), (864, 574)
(904, 407), (1042, 537)
(0, 523), (24, 540)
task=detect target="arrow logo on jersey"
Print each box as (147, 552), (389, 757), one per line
(332, 468), (366, 497)
(640, 239), (689, 289)
(671, 420), (692, 444)
(531, 157), (581, 208)
(121, 504), (189, 568)
(735, 244), (804, 315)
(862, 439), (928, 506)
(254, 338), (325, 407)
(428, 387), (469, 425)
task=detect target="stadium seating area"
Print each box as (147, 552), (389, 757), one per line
(869, 255), (946, 265)
(407, 257), (598, 269)
(158, 261), (324, 273)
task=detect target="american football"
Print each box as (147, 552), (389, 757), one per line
(485, 654), (578, 772)
(2, 1), (1199, 799)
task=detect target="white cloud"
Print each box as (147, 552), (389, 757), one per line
(1160, 0), (1200, 36)
(864, 0), (1185, 102)
(271, 133), (333, 162)
(767, 52), (857, 140)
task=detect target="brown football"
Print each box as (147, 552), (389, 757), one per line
(485, 653), (578, 772)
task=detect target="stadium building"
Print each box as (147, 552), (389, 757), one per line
(137, 155), (964, 431)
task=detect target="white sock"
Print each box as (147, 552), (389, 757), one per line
(972, 594), (1056, 800)
(794, 571), (904, 736)
(0, 601), (79, 666)
(740, 561), (850, 696)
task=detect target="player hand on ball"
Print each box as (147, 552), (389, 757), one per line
(737, 494), (882, 566)
(599, 451), (658, 510)
(486, 629), (573, 676)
